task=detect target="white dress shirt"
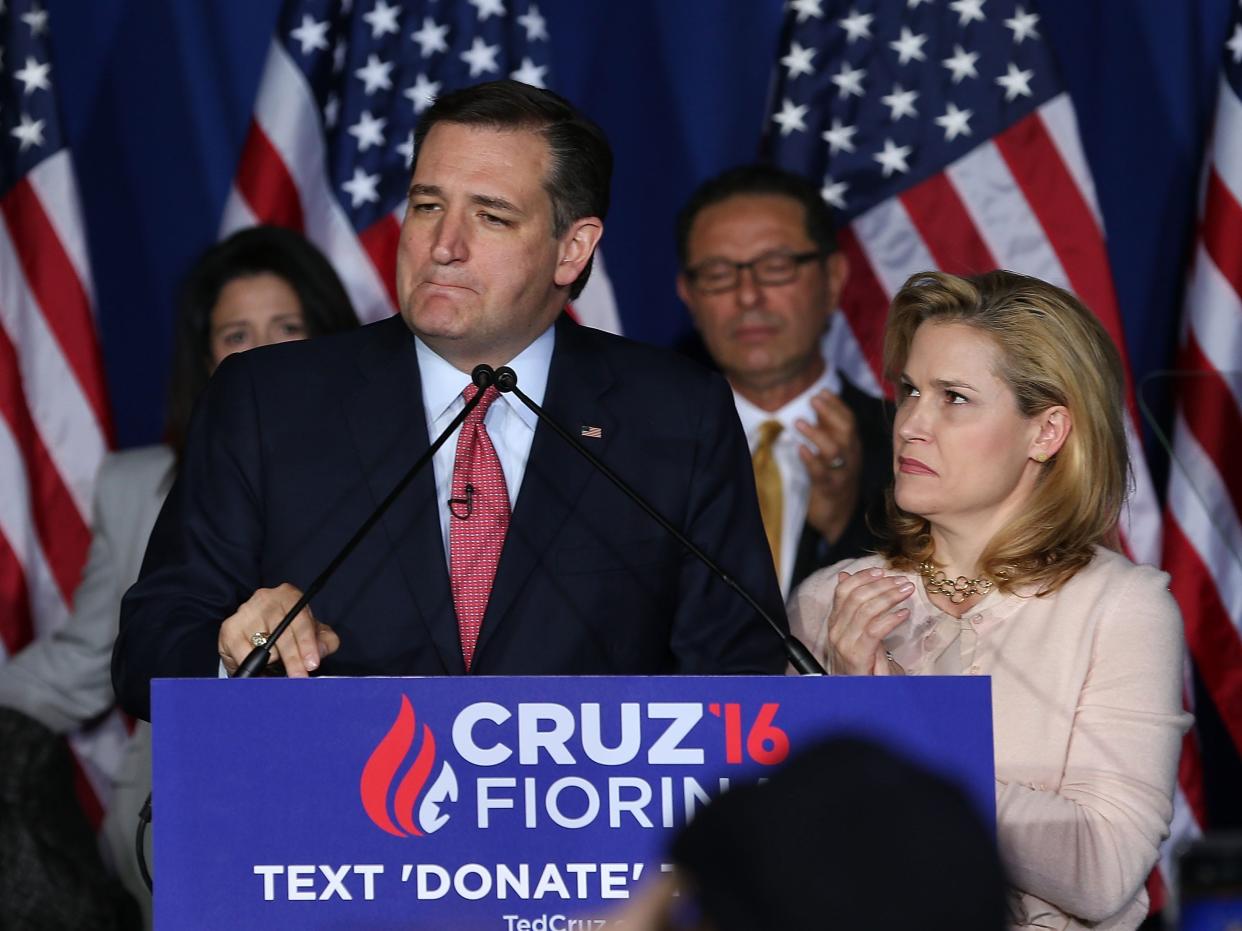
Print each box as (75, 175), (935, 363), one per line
(733, 361), (840, 599)
(416, 325), (554, 560)
(218, 325), (555, 678)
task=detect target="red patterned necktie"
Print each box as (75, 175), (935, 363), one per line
(449, 384), (509, 669)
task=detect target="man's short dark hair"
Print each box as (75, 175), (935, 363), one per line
(675, 163), (838, 269)
(413, 80), (612, 300)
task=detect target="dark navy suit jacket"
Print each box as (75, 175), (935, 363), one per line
(113, 315), (787, 721)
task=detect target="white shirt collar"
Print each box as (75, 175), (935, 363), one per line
(733, 357), (842, 441)
(415, 323), (556, 430)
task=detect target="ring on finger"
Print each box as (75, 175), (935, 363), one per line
(828, 455), (846, 470)
(250, 630), (271, 648)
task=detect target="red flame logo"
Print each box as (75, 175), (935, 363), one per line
(359, 695), (448, 837)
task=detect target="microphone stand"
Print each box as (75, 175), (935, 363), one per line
(232, 363), (496, 678)
(492, 366), (826, 676)
(135, 364), (499, 891)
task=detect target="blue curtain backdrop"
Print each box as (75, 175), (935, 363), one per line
(45, 0), (1232, 452)
(39, 0), (1242, 827)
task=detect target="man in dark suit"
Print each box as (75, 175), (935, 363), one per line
(112, 82), (786, 721)
(676, 165), (891, 600)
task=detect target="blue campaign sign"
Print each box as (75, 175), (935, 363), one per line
(151, 675), (993, 929)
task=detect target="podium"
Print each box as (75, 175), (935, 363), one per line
(152, 675), (993, 929)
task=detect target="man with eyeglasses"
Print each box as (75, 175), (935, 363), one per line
(676, 164), (890, 599)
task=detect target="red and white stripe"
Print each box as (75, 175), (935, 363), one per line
(0, 147), (120, 817)
(220, 41), (394, 323)
(222, 41), (623, 335)
(1164, 73), (1242, 759)
(833, 93), (1161, 562)
(0, 150), (109, 655)
(826, 92), (1201, 895)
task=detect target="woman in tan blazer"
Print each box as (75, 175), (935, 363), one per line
(790, 270), (1189, 930)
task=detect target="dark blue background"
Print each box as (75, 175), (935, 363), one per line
(42, 0), (1233, 454)
(40, 0), (1241, 829)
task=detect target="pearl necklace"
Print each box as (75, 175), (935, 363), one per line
(918, 562), (994, 604)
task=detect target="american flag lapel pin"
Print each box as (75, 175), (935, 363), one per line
(580, 425), (603, 439)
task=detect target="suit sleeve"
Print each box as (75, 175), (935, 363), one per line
(112, 355), (267, 721)
(995, 568), (1191, 921)
(0, 456), (129, 731)
(668, 372), (787, 674)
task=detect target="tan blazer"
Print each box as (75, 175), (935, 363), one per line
(789, 546), (1191, 931)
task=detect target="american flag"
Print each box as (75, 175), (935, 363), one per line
(0, 0), (121, 822)
(1162, 0), (1242, 854)
(761, 0), (1199, 908)
(220, 0), (620, 333)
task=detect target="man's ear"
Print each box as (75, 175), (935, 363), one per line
(826, 250), (849, 307)
(675, 273), (695, 313)
(554, 217), (603, 288)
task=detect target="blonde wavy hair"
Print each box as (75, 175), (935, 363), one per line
(880, 270), (1129, 595)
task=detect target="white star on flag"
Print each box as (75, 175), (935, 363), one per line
(907, 0), (931, 6)
(460, 36), (501, 77)
(511, 57), (547, 88)
(21, 5), (48, 36)
(342, 167), (381, 207)
(874, 138), (912, 177)
(838, 9), (873, 43)
(517, 6), (548, 41)
(323, 93), (340, 128)
(1004, 6), (1040, 43)
(996, 62), (1034, 101)
(822, 118), (857, 154)
(1228, 23), (1242, 64)
(354, 54), (394, 94)
(410, 17), (449, 57)
(290, 14), (330, 55)
(469, 0), (505, 22)
(889, 27), (928, 65)
(363, 0), (402, 39)
(397, 131), (415, 166)
(935, 102), (973, 140)
(772, 98), (809, 136)
(10, 112), (45, 151)
(14, 56), (51, 94)
(347, 110), (387, 150)
(333, 39), (347, 73)
(949, 0), (986, 26)
(790, 0), (824, 23)
(830, 62), (866, 98)
(781, 42), (817, 79)
(881, 84), (918, 120)
(942, 44), (979, 83)
(404, 74), (440, 113)
(821, 177), (848, 209)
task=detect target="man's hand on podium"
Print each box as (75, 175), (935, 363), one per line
(217, 583), (340, 677)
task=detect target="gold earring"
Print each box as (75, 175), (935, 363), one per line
(1034, 451), (1049, 463)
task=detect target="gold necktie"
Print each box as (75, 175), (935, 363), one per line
(752, 420), (784, 573)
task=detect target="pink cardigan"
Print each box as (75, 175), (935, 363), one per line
(789, 546), (1191, 930)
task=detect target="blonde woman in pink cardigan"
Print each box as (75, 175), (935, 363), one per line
(789, 270), (1190, 930)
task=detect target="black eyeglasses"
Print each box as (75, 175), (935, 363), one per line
(684, 248), (826, 294)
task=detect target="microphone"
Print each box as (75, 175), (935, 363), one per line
(233, 363), (497, 678)
(492, 366), (826, 675)
(134, 365), (500, 892)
